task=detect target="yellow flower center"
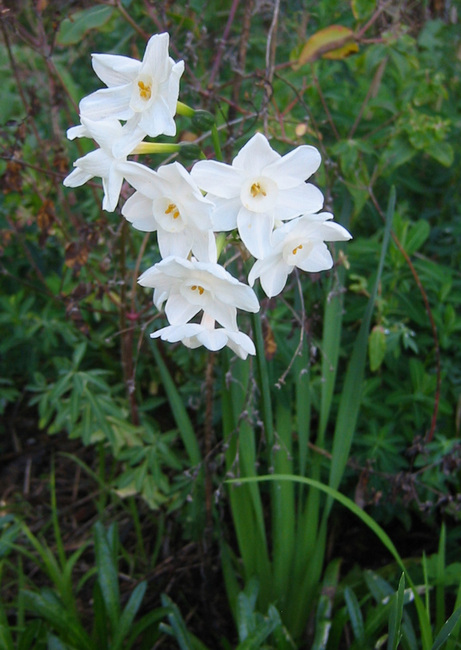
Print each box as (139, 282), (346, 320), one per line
(165, 203), (180, 219)
(292, 244), (303, 255)
(138, 80), (152, 101)
(250, 182), (267, 198)
(191, 285), (205, 295)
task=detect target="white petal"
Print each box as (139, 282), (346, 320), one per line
(63, 166), (93, 188)
(158, 230), (191, 259)
(119, 161), (165, 199)
(165, 292), (200, 325)
(204, 301), (238, 331)
(264, 145), (321, 187)
(80, 85), (133, 122)
(91, 53), (140, 86)
(190, 230), (218, 263)
(196, 328), (229, 351)
(67, 123), (88, 140)
(276, 184), (324, 221)
(138, 96), (176, 137)
(232, 132), (280, 174)
(210, 196), (241, 231)
(237, 207), (274, 259)
(111, 125), (146, 158)
(191, 160), (243, 198)
(102, 165), (124, 212)
(312, 220), (352, 242)
(225, 330), (256, 359)
(167, 61), (185, 112)
(297, 242), (333, 272)
(122, 192), (156, 230)
(259, 258), (291, 297)
(79, 117), (122, 150)
(141, 33), (170, 80)
(71, 149), (111, 179)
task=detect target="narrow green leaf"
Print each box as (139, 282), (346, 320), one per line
(328, 187), (395, 494)
(151, 342), (201, 466)
(387, 574), (405, 650)
(46, 633), (68, 650)
(344, 587), (365, 644)
(312, 558), (341, 650)
(435, 524), (446, 634)
(0, 600), (14, 650)
(229, 472), (433, 649)
(236, 607), (280, 649)
(161, 595), (210, 650)
(272, 400), (295, 604)
(17, 619), (43, 650)
(91, 580), (108, 650)
(94, 523), (120, 631)
(112, 582), (147, 650)
(72, 341), (87, 369)
(432, 608), (461, 650)
(222, 356), (272, 604)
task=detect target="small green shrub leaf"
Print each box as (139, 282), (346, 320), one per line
(369, 325), (387, 372)
(57, 6), (115, 45)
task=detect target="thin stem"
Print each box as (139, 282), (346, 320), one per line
(369, 187), (440, 443)
(263, 0), (280, 135)
(204, 352), (216, 532)
(119, 221), (139, 425)
(208, 0), (241, 89)
(251, 312), (274, 447)
(211, 124), (223, 161)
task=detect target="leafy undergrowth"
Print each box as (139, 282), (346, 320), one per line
(1, 0), (461, 648)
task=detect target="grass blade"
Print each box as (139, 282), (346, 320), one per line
(230, 473), (433, 649)
(151, 342), (201, 466)
(344, 586), (365, 645)
(328, 186), (395, 494)
(387, 573), (405, 650)
(432, 608), (461, 650)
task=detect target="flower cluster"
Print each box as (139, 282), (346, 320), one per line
(64, 33), (351, 359)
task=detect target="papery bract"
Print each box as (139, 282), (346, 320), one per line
(79, 33), (184, 146)
(63, 117), (142, 212)
(120, 161), (217, 262)
(248, 213), (352, 297)
(138, 256), (259, 331)
(191, 132), (324, 259)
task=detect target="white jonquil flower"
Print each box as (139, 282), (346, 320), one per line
(190, 132), (324, 259)
(138, 256), (259, 333)
(63, 117), (142, 212)
(151, 314), (256, 359)
(120, 161), (217, 262)
(248, 213), (352, 298)
(79, 33), (184, 142)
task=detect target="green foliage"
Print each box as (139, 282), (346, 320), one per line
(0, 510), (165, 649)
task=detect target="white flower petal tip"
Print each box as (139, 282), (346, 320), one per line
(150, 323), (256, 359)
(62, 118), (144, 211)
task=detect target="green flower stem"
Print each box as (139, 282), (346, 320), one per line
(211, 124), (223, 161)
(215, 233), (227, 260)
(176, 100), (196, 117)
(130, 142), (181, 155)
(251, 311), (274, 448)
